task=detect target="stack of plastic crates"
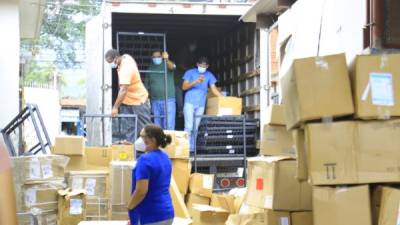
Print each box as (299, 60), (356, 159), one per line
(195, 116), (258, 157)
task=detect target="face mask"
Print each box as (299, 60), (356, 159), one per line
(110, 62), (117, 69)
(198, 66), (207, 74)
(152, 57), (162, 65)
(134, 137), (146, 152)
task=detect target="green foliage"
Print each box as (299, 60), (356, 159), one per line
(24, 61), (66, 85)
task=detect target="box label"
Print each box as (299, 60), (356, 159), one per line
(41, 163), (53, 179)
(256, 178), (263, 190)
(85, 178), (97, 196)
(118, 151), (128, 160)
(25, 189), (37, 207)
(69, 199), (83, 215)
(203, 175), (213, 189)
(370, 73), (394, 106)
(29, 160), (41, 179)
(72, 178), (84, 190)
(280, 217), (289, 225)
(218, 108), (233, 116)
(264, 195), (273, 208)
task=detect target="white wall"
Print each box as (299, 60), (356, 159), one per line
(0, 0), (20, 129)
(24, 87), (61, 143)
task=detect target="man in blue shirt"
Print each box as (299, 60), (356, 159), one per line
(182, 57), (222, 152)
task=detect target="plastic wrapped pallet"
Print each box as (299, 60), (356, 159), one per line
(16, 181), (65, 213)
(86, 198), (110, 221)
(17, 210), (58, 225)
(12, 155), (69, 184)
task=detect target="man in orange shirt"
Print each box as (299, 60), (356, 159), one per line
(105, 49), (152, 143)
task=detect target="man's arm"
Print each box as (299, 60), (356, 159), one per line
(162, 52), (176, 71)
(127, 180), (149, 210)
(210, 84), (223, 97)
(182, 79), (200, 91)
(112, 85), (129, 117)
(0, 169), (17, 225)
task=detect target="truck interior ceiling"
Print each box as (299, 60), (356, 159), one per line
(111, 13), (260, 125)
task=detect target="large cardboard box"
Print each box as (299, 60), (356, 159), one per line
(351, 54), (400, 119)
(111, 143), (134, 161)
(292, 129), (308, 181)
(187, 193), (211, 216)
(57, 189), (87, 225)
(377, 187), (400, 225)
(225, 213), (265, 225)
(86, 147), (112, 167)
(189, 173), (214, 198)
(67, 171), (109, 198)
(12, 155), (69, 184)
(163, 131), (190, 159)
(313, 185), (372, 225)
(191, 204), (230, 225)
(17, 182), (65, 212)
(206, 96), (242, 116)
(266, 104), (286, 126)
(170, 176), (191, 219)
(306, 120), (400, 185)
(110, 161), (135, 206)
(281, 53), (354, 130)
(54, 136), (85, 155)
(172, 159), (191, 194)
(19, 212), (57, 225)
(260, 124), (295, 157)
(66, 155), (88, 171)
(291, 212), (313, 225)
(210, 193), (235, 214)
(245, 156), (312, 211)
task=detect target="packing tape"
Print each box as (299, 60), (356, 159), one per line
(377, 107), (391, 120)
(361, 82), (371, 101)
(121, 165), (124, 205)
(321, 116), (334, 124)
(315, 56), (329, 70)
(380, 53), (389, 69)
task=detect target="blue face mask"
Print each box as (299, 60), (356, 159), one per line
(198, 66), (207, 74)
(110, 62), (117, 69)
(152, 57), (162, 65)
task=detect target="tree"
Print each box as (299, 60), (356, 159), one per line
(22, 0), (101, 69)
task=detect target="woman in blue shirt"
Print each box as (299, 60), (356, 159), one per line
(128, 124), (174, 225)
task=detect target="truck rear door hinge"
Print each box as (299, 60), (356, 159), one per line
(101, 84), (112, 91)
(102, 23), (111, 29)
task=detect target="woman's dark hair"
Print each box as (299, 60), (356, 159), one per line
(144, 124), (172, 148)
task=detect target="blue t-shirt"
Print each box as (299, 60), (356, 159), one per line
(128, 150), (174, 225)
(183, 68), (217, 107)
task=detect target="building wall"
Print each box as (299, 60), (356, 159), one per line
(0, 0), (20, 129)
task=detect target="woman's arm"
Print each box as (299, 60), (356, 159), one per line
(127, 180), (149, 210)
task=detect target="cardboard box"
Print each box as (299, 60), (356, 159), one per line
(163, 131), (190, 159)
(260, 124), (295, 157)
(226, 213), (265, 225)
(206, 96), (242, 116)
(17, 182), (65, 212)
(281, 53), (354, 130)
(12, 155), (69, 184)
(111, 211), (129, 220)
(172, 159), (191, 194)
(54, 136), (85, 155)
(86, 198), (110, 220)
(57, 189), (87, 225)
(306, 120), (400, 185)
(266, 104), (286, 126)
(191, 204), (230, 225)
(170, 176), (191, 219)
(264, 210), (291, 225)
(210, 193), (236, 214)
(292, 129), (308, 181)
(67, 171), (109, 198)
(238, 203), (265, 215)
(187, 193), (211, 216)
(245, 156), (312, 211)
(351, 54), (400, 119)
(291, 212), (313, 225)
(66, 155), (88, 171)
(377, 187), (400, 225)
(111, 143), (134, 161)
(86, 146), (112, 167)
(189, 173), (214, 198)
(313, 185), (372, 225)
(19, 212), (57, 225)
(110, 161), (135, 205)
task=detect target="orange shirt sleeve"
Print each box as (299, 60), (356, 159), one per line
(0, 145), (11, 173)
(118, 57), (140, 85)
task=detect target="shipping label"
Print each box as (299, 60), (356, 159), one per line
(203, 175), (213, 189)
(370, 72), (394, 106)
(69, 199), (83, 215)
(29, 160), (41, 179)
(41, 163), (53, 179)
(85, 178), (97, 196)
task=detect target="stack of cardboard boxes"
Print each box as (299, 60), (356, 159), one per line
(206, 96), (243, 116)
(280, 53), (400, 225)
(12, 155), (69, 225)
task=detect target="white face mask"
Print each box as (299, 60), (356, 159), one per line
(134, 137), (146, 152)
(198, 66), (207, 74)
